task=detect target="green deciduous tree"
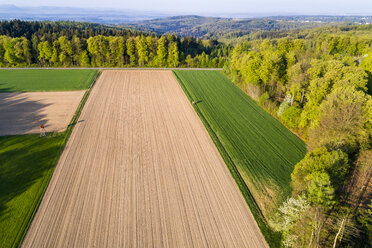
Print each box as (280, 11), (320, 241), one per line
(308, 85), (372, 153)
(240, 51), (262, 85)
(291, 147), (349, 195)
(136, 35), (149, 66)
(306, 172), (335, 208)
(167, 42), (179, 67)
(80, 50), (90, 67)
(58, 36), (73, 66)
(280, 106), (302, 130)
(38, 41), (52, 65)
(126, 37), (137, 66)
(87, 35), (110, 67)
(156, 36), (167, 67)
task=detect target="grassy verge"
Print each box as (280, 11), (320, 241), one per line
(173, 70), (307, 247)
(0, 71), (101, 248)
(0, 69), (98, 92)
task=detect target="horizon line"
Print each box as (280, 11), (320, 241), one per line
(1, 4), (372, 17)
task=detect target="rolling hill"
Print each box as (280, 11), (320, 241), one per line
(125, 15), (348, 39)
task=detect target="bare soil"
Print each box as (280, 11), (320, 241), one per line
(0, 91), (85, 136)
(22, 70), (267, 247)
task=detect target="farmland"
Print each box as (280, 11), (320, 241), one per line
(0, 91), (85, 136)
(174, 70), (307, 244)
(0, 69), (98, 92)
(1, 69), (306, 247)
(0, 69), (98, 248)
(22, 70), (267, 247)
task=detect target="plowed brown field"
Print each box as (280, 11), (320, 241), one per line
(0, 91), (85, 136)
(22, 70), (267, 248)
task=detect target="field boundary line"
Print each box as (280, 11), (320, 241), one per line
(16, 71), (102, 248)
(173, 70), (280, 247)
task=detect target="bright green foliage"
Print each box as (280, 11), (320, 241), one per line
(80, 51), (90, 67)
(360, 52), (372, 94)
(287, 61), (310, 105)
(146, 36), (156, 65)
(126, 38), (137, 66)
(300, 59), (369, 129)
(306, 172), (335, 208)
(136, 35), (148, 66)
(281, 106), (302, 130)
(173, 70), (307, 217)
(360, 53), (372, 71)
(86, 35), (127, 67)
(51, 41), (59, 65)
(185, 54), (193, 67)
(38, 41), (53, 65)
(156, 36), (167, 67)
(241, 51), (262, 85)
(0, 69), (98, 92)
(309, 85), (372, 153)
(0, 36), (31, 66)
(259, 50), (287, 87)
(277, 38), (294, 54)
(57, 36), (73, 67)
(299, 77), (329, 128)
(258, 91), (270, 107)
(87, 35), (109, 67)
(108, 36), (126, 67)
(291, 147), (349, 195)
(293, 39), (305, 52)
(0, 134), (65, 248)
(0, 27), (226, 68)
(167, 42), (179, 67)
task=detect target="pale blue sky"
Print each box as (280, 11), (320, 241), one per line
(2, 0), (371, 14)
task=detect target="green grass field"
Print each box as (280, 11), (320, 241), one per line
(0, 69), (98, 92)
(174, 70), (307, 245)
(0, 134), (65, 248)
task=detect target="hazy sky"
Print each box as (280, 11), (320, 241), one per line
(2, 0), (372, 14)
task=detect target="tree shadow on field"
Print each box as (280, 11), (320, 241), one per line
(0, 82), (14, 93)
(0, 92), (51, 136)
(68, 119), (85, 128)
(0, 135), (63, 221)
(192, 100), (203, 105)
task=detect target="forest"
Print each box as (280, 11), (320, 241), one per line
(0, 20), (229, 68)
(225, 25), (372, 247)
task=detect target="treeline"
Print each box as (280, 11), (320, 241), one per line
(225, 28), (372, 247)
(0, 20), (230, 68)
(224, 24), (372, 45)
(0, 20), (141, 40)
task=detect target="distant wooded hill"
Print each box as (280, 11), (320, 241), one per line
(0, 4), (170, 24)
(2, 5), (371, 39)
(124, 15), (371, 39)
